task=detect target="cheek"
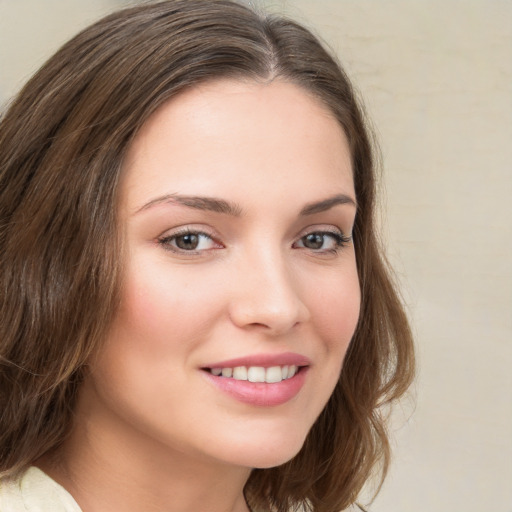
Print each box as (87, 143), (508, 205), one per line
(87, 261), (223, 420)
(306, 265), (361, 352)
(292, 264), (360, 430)
(113, 259), (222, 356)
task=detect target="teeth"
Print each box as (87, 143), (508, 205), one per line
(233, 366), (247, 380)
(266, 366), (283, 383)
(248, 366), (265, 382)
(208, 365), (300, 383)
(221, 368), (233, 378)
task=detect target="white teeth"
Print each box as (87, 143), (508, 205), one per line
(233, 366), (247, 380)
(221, 368), (233, 378)
(265, 366), (283, 383)
(248, 366), (265, 383)
(209, 365), (301, 383)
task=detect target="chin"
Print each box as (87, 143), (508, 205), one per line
(217, 427), (309, 470)
(251, 449), (303, 469)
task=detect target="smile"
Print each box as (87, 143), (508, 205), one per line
(201, 353), (310, 407)
(207, 365), (299, 383)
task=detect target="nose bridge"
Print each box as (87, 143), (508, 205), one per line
(228, 241), (309, 333)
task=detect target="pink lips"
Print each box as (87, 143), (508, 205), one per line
(201, 352), (310, 407)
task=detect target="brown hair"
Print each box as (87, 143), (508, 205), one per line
(0, 1), (414, 510)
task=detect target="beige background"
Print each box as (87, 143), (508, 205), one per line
(1, 1), (511, 511)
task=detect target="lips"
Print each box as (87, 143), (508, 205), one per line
(201, 352), (310, 407)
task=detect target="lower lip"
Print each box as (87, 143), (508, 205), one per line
(202, 368), (308, 407)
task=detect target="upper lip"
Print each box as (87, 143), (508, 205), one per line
(202, 352), (311, 369)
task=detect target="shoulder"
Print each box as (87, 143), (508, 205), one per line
(0, 467), (82, 512)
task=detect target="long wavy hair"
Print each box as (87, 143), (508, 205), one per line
(0, 1), (414, 510)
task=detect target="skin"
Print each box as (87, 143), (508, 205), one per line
(41, 80), (360, 512)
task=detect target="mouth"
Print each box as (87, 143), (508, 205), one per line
(200, 354), (310, 406)
(203, 364), (301, 383)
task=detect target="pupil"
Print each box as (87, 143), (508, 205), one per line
(304, 233), (324, 249)
(176, 233), (199, 250)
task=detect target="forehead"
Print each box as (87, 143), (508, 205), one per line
(121, 79), (354, 212)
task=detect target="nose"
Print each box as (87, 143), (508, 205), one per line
(227, 248), (310, 335)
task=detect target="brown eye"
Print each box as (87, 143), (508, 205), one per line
(159, 230), (220, 253)
(294, 231), (350, 253)
(302, 233), (324, 250)
(175, 233), (200, 250)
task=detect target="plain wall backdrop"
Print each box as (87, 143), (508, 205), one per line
(1, 1), (511, 511)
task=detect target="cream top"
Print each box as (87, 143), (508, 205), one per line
(0, 466), (365, 511)
(0, 466), (82, 512)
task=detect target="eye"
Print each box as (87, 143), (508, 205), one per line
(294, 230), (351, 253)
(158, 229), (221, 253)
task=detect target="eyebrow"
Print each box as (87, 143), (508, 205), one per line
(300, 194), (357, 215)
(136, 194), (243, 216)
(135, 193), (356, 216)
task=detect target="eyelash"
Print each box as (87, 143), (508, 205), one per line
(157, 228), (352, 255)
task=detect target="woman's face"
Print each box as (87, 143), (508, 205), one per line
(83, 80), (360, 470)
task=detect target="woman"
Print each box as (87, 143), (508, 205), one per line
(0, 1), (414, 511)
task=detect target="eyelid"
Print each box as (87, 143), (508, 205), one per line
(296, 224), (351, 240)
(158, 224), (215, 238)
